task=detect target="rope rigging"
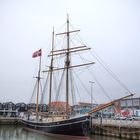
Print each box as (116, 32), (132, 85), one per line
(29, 80), (38, 103)
(55, 69), (65, 102)
(87, 68), (112, 101)
(70, 69), (76, 105)
(70, 26), (132, 95)
(41, 20), (133, 114)
(40, 74), (49, 104)
(73, 71), (98, 105)
(89, 50), (132, 94)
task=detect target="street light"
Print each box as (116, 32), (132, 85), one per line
(89, 81), (95, 108)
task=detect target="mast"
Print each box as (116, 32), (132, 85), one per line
(36, 54), (42, 120)
(66, 14), (70, 115)
(45, 15), (95, 115)
(49, 28), (54, 108)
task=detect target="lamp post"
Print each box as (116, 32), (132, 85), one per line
(89, 81), (94, 108)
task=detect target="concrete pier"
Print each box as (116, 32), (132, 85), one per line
(92, 118), (140, 140)
(0, 117), (19, 124)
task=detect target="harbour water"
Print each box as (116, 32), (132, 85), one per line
(0, 125), (125, 140)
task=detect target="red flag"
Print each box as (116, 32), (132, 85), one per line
(32, 49), (42, 58)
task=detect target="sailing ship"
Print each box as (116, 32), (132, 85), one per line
(21, 15), (93, 138)
(21, 15), (134, 138)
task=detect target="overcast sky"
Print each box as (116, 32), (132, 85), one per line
(0, 0), (140, 104)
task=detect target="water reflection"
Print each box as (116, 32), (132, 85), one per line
(0, 125), (58, 140)
(0, 125), (124, 140)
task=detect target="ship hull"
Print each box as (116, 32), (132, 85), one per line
(21, 115), (91, 137)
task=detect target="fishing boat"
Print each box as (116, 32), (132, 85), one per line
(21, 15), (134, 139)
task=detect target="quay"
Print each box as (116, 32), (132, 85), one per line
(92, 118), (140, 140)
(0, 117), (19, 124)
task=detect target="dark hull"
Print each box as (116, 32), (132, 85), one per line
(21, 115), (91, 137)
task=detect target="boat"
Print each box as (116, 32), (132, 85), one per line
(21, 15), (93, 139)
(21, 15), (134, 139)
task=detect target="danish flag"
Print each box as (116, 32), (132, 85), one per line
(32, 49), (42, 58)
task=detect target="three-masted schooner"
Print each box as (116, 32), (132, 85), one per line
(21, 16), (93, 138)
(21, 16), (134, 139)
